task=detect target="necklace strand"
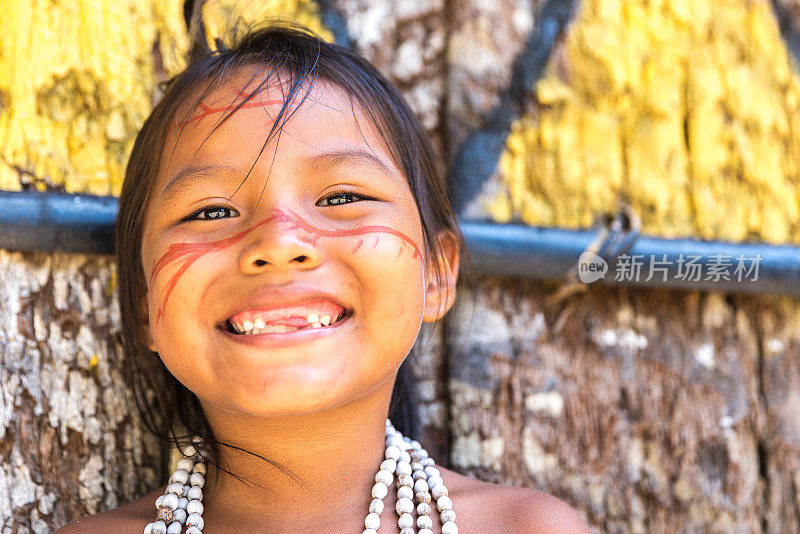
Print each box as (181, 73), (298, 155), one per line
(144, 419), (458, 533)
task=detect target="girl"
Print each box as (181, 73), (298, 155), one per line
(57, 23), (590, 534)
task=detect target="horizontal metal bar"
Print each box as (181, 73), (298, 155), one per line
(460, 221), (800, 297)
(0, 191), (797, 297)
(0, 191), (116, 254)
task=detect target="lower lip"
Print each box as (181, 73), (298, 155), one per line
(218, 313), (351, 349)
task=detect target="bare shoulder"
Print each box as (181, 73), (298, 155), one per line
(53, 485), (165, 534)
(440, 466), (592, 533)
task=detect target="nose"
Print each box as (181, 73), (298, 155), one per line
(238, 210), (321, 274)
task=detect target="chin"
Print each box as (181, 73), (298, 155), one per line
(225, 366), (363, 416)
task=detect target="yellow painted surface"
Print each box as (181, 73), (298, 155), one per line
(492, 0), (800, 244)
(0, 0), (328, 196)
(202, 0), (333, 44)
(0, 0), (188, 195)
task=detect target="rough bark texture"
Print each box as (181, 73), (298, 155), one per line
(0, 251), (162, 532)
(445, 277), (800, 532)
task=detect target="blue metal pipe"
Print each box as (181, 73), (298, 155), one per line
(0, 191), (797, 297)
(0, 191), (117, 254)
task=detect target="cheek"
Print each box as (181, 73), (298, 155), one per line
(352, 231), (426, 329)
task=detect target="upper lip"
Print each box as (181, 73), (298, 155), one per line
(219, 284), (350, 326)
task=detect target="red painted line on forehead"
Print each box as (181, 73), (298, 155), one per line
(174, 98), (287, 129)
(150, 209), (422, 324)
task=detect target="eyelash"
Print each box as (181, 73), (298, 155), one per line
(185, 191), (370, 221)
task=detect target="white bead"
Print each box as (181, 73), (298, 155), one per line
(401, 528), (416, 534)
(428, 475), (444, 488)
(172, 508), (187, 524)
(419, 529), (434, 534)
(144, 523), (154, 534)
(155, 495), (164, 509)
(397, 474), (413, 487)
(399, 450), (411, 463)
(186, 499), (204, 515)
(385, 445), (401, 460)
(192, 463), (207, 475)
(431, 485), (448, 499)
(380, 459), (397, 472)
(182, 485), (190, 497)
(178, 497), (189, 510)
(441, 509), (456, 522)
(421, 458), (435, 466)
(397, 486), (414, 500)
(189, 472), (205, 488)
(369, 498), (384, 514)
(186, 528), (202, 534)
(371, 482), (387, 499)
(162, 493), (179, 510)
(397, 512), (414, 528)
(177, 459), (194, 471)
(182, 445), (197, 457)
(151, 521), (167, 534)
(442, 521), (458, 534)
(167, 522), (182, 534)
(362, 530), (377, 534)
(417, 502), (432, 515)
(414, 479), (429, 493)
(169, 469), (189, 485)
(396, 497), (414, 514)
(187, 486), (203, 501)
(396, 461), (412, 476)
(166, 483), (183, 495)
(437, 495), (453, 511)
(410, 440), (421, 450)
(186, 512), (204, 529)
(364, 512), (381, 530)
(375, 469), (393, 486)
(424, 466), (439, 478)
(417, 515), (433, 529)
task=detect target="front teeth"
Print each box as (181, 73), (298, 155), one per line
(229, 311), (343, 335)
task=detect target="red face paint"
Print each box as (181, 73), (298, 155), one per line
(175, 98), (286, 129)
(174, 80), (305, 129)
(149, 208), (421, 324)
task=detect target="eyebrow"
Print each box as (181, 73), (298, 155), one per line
(158, 148), (400, 203)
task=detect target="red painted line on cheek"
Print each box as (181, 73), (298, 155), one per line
(149, 209), (423, 324)
(283, 208), (422, 260)
(150, 214), (282, 324)
(351, 239), (363, 253)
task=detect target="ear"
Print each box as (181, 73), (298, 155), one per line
(422, 230), (460, 323)
(140, 292), (157, 352)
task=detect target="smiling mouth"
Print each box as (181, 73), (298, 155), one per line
(224, 309), (349, 335)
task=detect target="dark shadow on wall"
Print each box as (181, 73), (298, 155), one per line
(769, 0), (800, 68)
(447, 0), (582, 217)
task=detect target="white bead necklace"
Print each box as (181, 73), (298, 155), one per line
(144, 419), (458, 534)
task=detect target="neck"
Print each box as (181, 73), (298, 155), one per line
(199, 375), (398, 532)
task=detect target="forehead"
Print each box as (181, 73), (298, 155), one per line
(159, 69), (397, 181)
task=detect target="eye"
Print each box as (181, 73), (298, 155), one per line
(317, 190), (371, 207)
(185, 205), (240, 221)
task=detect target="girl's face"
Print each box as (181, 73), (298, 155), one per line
(140, 72), (452, 416)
